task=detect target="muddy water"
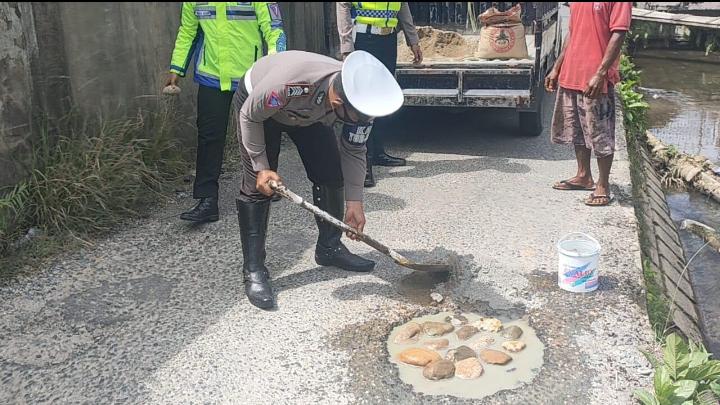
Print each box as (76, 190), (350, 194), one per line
(387, 312), (544, 399)
(635, 49), (720, 351)
(636, 50), (720, 162)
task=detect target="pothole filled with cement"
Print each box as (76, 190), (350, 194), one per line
(387, 312), (544, 399)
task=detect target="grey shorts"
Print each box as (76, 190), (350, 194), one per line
(550, 87), (616, 158)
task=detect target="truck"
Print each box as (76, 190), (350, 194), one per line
(396, 2), (561, 136)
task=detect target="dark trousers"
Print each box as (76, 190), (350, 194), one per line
(234, 83), (343, 203)
(193, 85), (234, 198)
(354, 32), (398, 157)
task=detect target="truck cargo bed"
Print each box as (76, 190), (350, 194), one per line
(397, 35), (537, 68)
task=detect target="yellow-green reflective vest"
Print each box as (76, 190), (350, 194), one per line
(170, 2), (286, 91)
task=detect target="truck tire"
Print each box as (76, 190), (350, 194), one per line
(519, 85), (545, 136)
(519, 110), (543, 136)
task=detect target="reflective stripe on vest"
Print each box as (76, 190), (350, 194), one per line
(355, 9), (398, 19)
(227, 5), (256, 20)
(194, 5), (216, 19)
(352, 2), (401, 28)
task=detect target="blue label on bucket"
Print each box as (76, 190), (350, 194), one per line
(564, 262), (591, 279)
(561, 262), (598, 290)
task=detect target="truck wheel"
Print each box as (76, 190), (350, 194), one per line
(520, 83), (546, 136)
(519, 110), (543, 136)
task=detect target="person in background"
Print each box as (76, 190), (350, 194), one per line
(336, 2), (423, 187)
(166, 2), (286, 223)
(545, 2), (631, 207)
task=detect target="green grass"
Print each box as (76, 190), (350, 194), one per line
(0, 101), (192, 269)
(635, 334), (720, 404)
(619, 54), (649, 140)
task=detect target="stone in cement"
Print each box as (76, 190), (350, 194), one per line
(455, 358), (484, 379)
(423, 359), (455, 380)
(398, 348), (441, 367)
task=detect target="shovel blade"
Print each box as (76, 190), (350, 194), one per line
(400, 262), (453, 273)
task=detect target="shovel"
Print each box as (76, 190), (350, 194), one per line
(269, 181), (451, 273)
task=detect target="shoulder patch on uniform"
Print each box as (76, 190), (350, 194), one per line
(285, 84), (313, 98)
(315, 91), (326, 106)
(276, 31), (287, 52)
(342, 123), (373, 145)
(268, 3), (282, 21)
(266, 91), (283, 108)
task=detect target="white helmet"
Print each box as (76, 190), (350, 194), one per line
(341, 50), (404, 118)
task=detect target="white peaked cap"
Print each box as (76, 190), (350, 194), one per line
(341, 50), (404, 117)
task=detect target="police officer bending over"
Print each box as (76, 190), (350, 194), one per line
(233, 50), (404, 309)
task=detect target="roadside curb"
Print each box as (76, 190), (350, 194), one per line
(623, 106), (704, 342)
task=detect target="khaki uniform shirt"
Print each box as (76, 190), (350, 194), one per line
(236, 50), (370, 201)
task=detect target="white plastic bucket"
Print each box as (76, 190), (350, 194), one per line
(557, 232), (601, 293)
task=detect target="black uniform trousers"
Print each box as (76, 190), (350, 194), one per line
(353, 31), (398, 157)
(234, 80), (344, 203)
(193, 85), (234, 198)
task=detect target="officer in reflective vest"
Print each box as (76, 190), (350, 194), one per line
(166, 2), (286, 223)
(336, 2), (422, 187)
(233, 50), (404, 309)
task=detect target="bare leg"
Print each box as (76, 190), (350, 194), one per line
(568, 145), (595, 188)
(594, 153), (614, 198)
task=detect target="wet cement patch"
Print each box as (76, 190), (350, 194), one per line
(328, 253), (652, 404)
(387, 312), (544, 399)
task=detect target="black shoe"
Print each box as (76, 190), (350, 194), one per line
(180, 197), (219, 223)
(236, 199), (275, 309)
(373, 152), (406, 167)
(364, 164), (376, 188)
(316, 243), (375, 272)
(312, 184), (375, 272)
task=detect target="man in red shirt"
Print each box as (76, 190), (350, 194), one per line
(545, 2), (632, 206)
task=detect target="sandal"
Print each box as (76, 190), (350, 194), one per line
(553, 179), (596, 191)
(585, 193), (614, 207)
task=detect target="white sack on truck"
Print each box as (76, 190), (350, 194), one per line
(476, 4), (529, 60)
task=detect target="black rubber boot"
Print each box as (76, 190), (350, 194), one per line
(180, 197), (219, 223)
(373, 152), (406, 167)
(365, 138), (376, 188)
(236, 199), (275, 309)
(364, 162), (376, 188)
(313, 184), (375, 272)
(372, 135), (406, 167)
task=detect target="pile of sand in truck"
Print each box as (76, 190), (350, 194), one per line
(398, 27), (480, 62)
(398, 26), (531, 62)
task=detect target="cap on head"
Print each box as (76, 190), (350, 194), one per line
(341, 50), (404, 118)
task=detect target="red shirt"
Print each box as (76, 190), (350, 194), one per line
(559, 2), (632, 93)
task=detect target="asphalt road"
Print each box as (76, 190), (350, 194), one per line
(1, 95), (655, 404)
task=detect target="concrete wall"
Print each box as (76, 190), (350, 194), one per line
(57, 3), (194, 119)
(0, 2), (329, 189)
(0, 2), (35, 188)
(626, 127), (705, 344)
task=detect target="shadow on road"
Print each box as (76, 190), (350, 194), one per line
(379, 92), (573, 162)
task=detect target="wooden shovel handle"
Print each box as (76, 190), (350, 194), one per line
(268, 180), (411, 265)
